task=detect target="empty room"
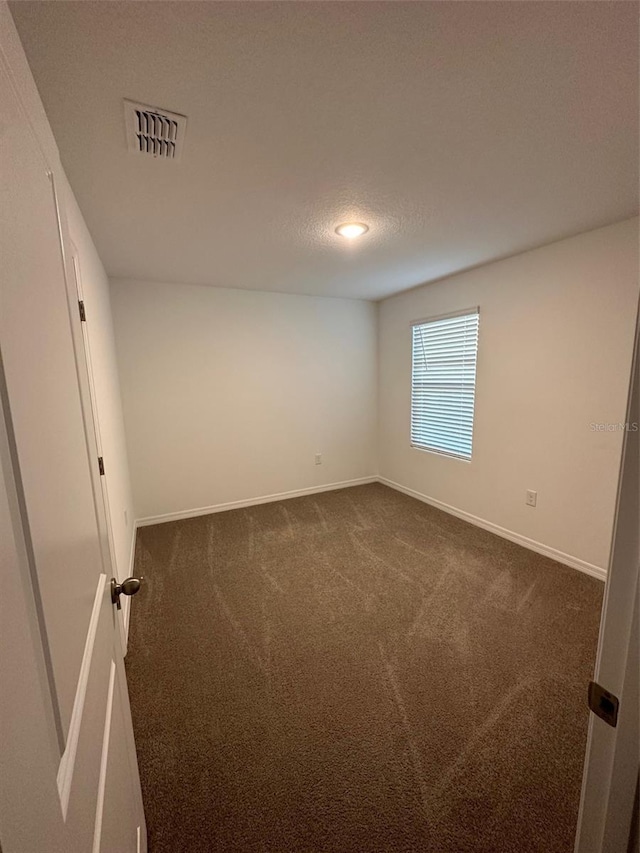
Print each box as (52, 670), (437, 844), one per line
(1, 2), (638, 853)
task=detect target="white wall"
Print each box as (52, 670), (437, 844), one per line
(65, 190), (135, 581)
(378, 218), (639, 573)
(110, 280), (378, 520)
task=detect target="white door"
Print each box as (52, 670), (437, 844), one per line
(0, 42), (146, 853)
(574, 305), (639, 853)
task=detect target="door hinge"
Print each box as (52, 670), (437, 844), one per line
(78, 300), (86, 322)
(588, 681), (619, 728)
(98, 456), (105, 476)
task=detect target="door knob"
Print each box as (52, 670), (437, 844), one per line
(111, 576), (141, 610)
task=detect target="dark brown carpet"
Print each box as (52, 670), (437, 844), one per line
(126, 483), (602, 853)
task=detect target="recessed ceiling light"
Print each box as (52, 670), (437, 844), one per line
(335, 222), (369, 239)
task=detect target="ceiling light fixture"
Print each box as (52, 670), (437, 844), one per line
(335, 222), (369, 239)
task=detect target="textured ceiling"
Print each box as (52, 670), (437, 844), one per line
(10, 1), (639, 300)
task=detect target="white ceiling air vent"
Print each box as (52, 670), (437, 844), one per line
(124, 99), (187, 161)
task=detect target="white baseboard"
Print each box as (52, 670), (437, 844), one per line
(378, 477), (607, 582)
(133, 474), (606, 583)
(135, 476), (378, 528)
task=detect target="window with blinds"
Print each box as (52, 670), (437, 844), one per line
(411, 309), (479, 460)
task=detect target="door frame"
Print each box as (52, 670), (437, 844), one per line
(67, 243), (130, 651)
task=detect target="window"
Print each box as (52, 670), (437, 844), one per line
(411, 308), (479, 460)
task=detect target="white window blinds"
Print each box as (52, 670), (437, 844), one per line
(411, 309), (479, 460)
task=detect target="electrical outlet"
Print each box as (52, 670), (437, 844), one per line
(315, 453), (322, 465)
(526, 490), (537, 507)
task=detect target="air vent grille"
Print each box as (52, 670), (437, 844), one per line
(134, 110), (177, 157)
(124, 100), (187, 161)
